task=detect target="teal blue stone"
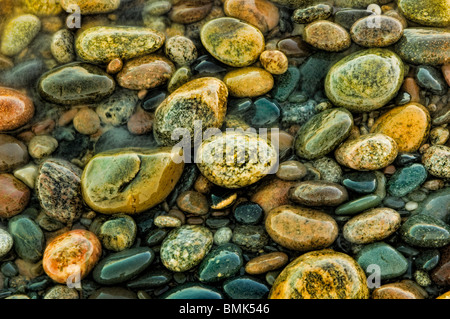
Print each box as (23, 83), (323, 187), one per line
(415, 249), (440, 271)
(198, 243), (243, 283)
(419, 187), (450, 223)
(161, 283), (224, 299)
(387, 164), (428, 197)
(223, 276), (269, 299)
(400, 214), (450, 248)
(272, 66), (300, 102)
(334, 9), (375, 30)
(231, 225), (268, 252)
(248, 98), (281, 128)
(415, 65), (447, 95)
(93, 247), (155, 285)
(280, 99), (317, 127)
(356, 242), (408, 280)
(8, 216), (44, 263)
(126, 270), (172, 289)
(334, 194), (382, 216)
(374, 171), (387, 200)
(342, 172), (377, 194)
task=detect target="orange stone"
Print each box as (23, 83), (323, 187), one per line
(245, 252), (289, 275)
(370, 102), (431, 152)
(371, 280), (428, 299)
(260, 50), (289, 75)
(223, 67), (274, 98)
(437, 291), (450, 299)
(0, 173), (30, 218)
(442, 64), (450, 87)
(73, 108), (100, 135)
(43, 229), (102, 284)
(224, 0), (279, 33)
(402, 77), (420, 103)
(250, 177), (299, 215)
(0, 87), (35, 132)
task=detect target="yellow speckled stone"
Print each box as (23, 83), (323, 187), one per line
(370, 103), (431, 152)
(61, 0), (120, 14)
(269, 249), (369, 299)
(398, 0), (450, 27)
(223, 67), (274, 98)
(23, 0), (63, 16)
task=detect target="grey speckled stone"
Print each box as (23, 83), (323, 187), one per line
(0, 228), (13, 258)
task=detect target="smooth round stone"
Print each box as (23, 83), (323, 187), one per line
(335, 133), (398, 171)
(176, 190), (209, 215)
(160, 225), (213, 272)
(419, 187), (450, 222)
(0, 87), (35, 132)
(169, 0), (213, 24)
(167, 66), (192, 93)
(269, 249), (369, 299)
(415, 66), (448, 95)
(127, 270), (172, 289)
(415, 249), (440, 271)
(342, 172), (377, 194)
(38, 62), (115, 105)
(76, 26), (165, 64)
(276, 36), (313, 59)
(370, 103), (431, 153)
(154, 77), (228, 146)
(223, 67), (273, 98)
(198, 243), (243, 283)
(245, 252), (288, 275)
(214, 227), (233, 245)
(51, 29), (75, 64)
(0, 174), (30, 219)
(356, 242), (408, 280)
(387, 164), (428, 197)
(144, 228), (168, 246)
(154, 215), (182, 228)
(96, 214), (137, 252)
(89, 287), (137, 299)
(294, 108), (353, 160)
(200, 17), (265, 67)
(162, 283), (224, 299)
(0, 134), (29, 173)
(334, 9), (375, 30)
(43, 285), (79, 299)
(0, 228), (13, 258)
(272, 66), (301, 102)
(422, 145), (450, 179)
(350, 15), (403, 47)
(23, 0), (63, 16)
(0, 14), (41, 57)
(276, 160), (307, 181)
(394, 28), (450, 66)
(312, 157), (342, 184)
(233, 202), (263, 225)
(8, 215), (43, 262)
(372, 280), (427, 299)
(196, 132), (277, 189)
(335, 194), (382, 216)
(259, 50), (288, 75)
(117, 55), (175, 91)
(398, 0), (450, 27)
(164, 35), (198, 66)
(431, 245), (450, 285)
(223, 276), (269, 299)
(224, 0), (279, 33)
(82, 148), (184, 215)
(95, 88), (138, 127)
(266, 205), (338, 251)
(232, 225), (268, 252)
(400, 214), (450, 248)
(289, 181), (348, 207)
(93, 247), (154, 285)
(248, 97), (281, 128)
(302, 20), (351, 52)
(292, 4), (332, 24)
(325, 49), (404, 112)
(36, 159), (83, 224)
(28, 135), (58, 159)
(430, 127), (450, 145)
(343, 207), (401, 244)
(61, 0), (120, 14)
(73, 108), (100, 135)
(250, 178), (299, 214)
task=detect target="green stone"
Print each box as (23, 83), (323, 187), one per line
(373, 171), (387, 200)
(398, 0), (450, 27)
(144, 228), (169, 246)
(161, 283), (224, 299)
(342, 172), (377, 194)
(0, 14), (41, 57)
(415, 66), (448, 95)
(231, 225), (269, 252)
(272, 67), (301, 102)
(335, 194), (382, 216)
(93, 247), (155, 285)
(160, 225), (213, 272)
(96, 214), (137, 252)
(126, 270), (172, 289)
(334, 9), (375, 30)
(223, 276), (270, 299)
(415, 249), (440, 271)
(198, 243), (243, 283)
(292, 4), (333, 24)
(418, 187), (450, 223)
(294, 108), (353, 160)
(387, 164), (428, 197)
(8, 216), (44, 262)
(400, 214), (450, 248)
(356, 242), (408, 280)
(334, 0), (391, 8)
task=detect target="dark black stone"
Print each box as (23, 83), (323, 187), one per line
(223, 276), (269, 299)
(94, 126), (157, 153)
(342, 172), (377, 194)
(126, 270), (172, 289)
(233, 202), (263, 225)
(395, 153), (421, 166)
(142, 89), (167, 112)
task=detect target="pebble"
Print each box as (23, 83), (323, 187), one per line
(8, 215), (44, 262)
(325, 48), (404, 112)
(95, 88), (138, 127)
(233, 201), (263, 225)
(343, 207), (401, 244)
(13, 163), (38, 189)
(430, 127), (449, 145)
(269, 250), (369, 299)
(303, 20), (351, 52)
(334, 9), (375, 30)
(431, 245), (450, 286)
(289, 181), (348, 206)
(265, 205), (338, 251)
(23, 0), (63, 16)
(51, 29), (75, 64)
(371, 280), (428, 299)
(342, 172), (377, 194)
(106, 58), (123, 74)
(398, 0), (450, 27)
(387, 164), (428, 197)
(232, 225), (268, 252)
(36, 159), (83, 224)
(422, 145), (450, 179)
(43, 285), (79, 299)
(276, 160), (307, 181)
(250, 178), (299, 214)
(292, 4), (332, 24)
(276, 36), (313, 59)
(164, 36), (198, 66)
(176, 190), (209, 215)
(73, 108), (100, 135)
(127, 107), (154, 135)
(415, 249), (440, 272)
(154, 215), (183, 228)
(0, 134), (29, 173)
(198, 243), (243, 283)
(259, 50), (288, 75)
(0, 228), (13, 258)
(312, 157), (343, 183)
(1, 14), (41, 57)
(415, 65), (448, 96)
(81, 148), (184, 215)
(224, 0), (279, 33)
(127, 269), (172, 290)
(223, 276), (269, 299)
(0, 87), (35, 132)
(350, 15), (404, 47)
(95, 214), (137, 252)
(223, 67), (274, 98)
(61, 0), (120, 14)
(162, 283), (223, 299)
(245, 252), (289, 275)
(28, 135), (59, 159)
(160, 225), (213, 272)
(200, 17), (265, 67)
(0, 174), (30, 219)
(213, 227), (233, 245)
(169, 0), (213, 24)
(272, 66), (301, 102)
(400, 214), (450, 248)
(335, 194), (382, 216)
(418, 187), (450, 222)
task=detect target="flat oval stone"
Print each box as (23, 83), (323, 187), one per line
(232, 225), (268, 252)
(343, 207), (401, 244)
(303, 20), (351, 52)
(269, 249), (369, 299)
(387, 164), (428, 197)
(196, 132), (278, 189)
(169, 0), (213, 24)
(335, 133), (398, 171)
(127, 270), (172, 289)
(0, 228), (13, 258)
(61, 0), (120, 14)
(76, 26), (165, 63)
(325, 49), (404, 112)
(81, 147), (184, 214)
(0, 134), (28, 172)
(419, 187), (450, 222)
(162, 283), (223, 299)
(372, 280), (427, 299)
(154, 77), (228, 146)
(160, 225), (213, 272)
(223, 276), (269, 299)
(38, 62), (115, 105)
(276, 160), (307, 181)
(398, 0), (450, 27)
(43, 230), (101, 284)
(200, 17), (265, 67)
(400, 214), (450, 248)
(245, 252), (288, 275)
(394, 28), (450, 66)
(36, 159), (83, 224)
(292, 4), (332, 24)
(116, 55), (175, 90)
(24, 0), (64, 16)
(350, 15), (404, 47)
(93, 247), (154, 285)
(294, 108), (353, 160)
(335, 194), (382, 216)
(265, 205), (338, 251)
(198, 243), (243, 283)
(342, 172), (377, 194)
(422, 145), (450, 179)
(8, 215), (44, 262)
(0, 174), (30, 219)
(223, 67), (273, 98)
(224, 0), (279, 33)
(370, 103), (431, 153)
(0, 87), (35, 132)
(0, 14), (41, 57)
(289, 181), (348, 206)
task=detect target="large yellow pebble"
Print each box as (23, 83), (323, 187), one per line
(223, 67), (274, 98)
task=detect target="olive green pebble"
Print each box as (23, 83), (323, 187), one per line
(1, 14), (41, 57)
(400, 214), (450, 248)
(96, 214), (137, 252)
(398, 0), (450, 27)
(51, 29), (75, 64)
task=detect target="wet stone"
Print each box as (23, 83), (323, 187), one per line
(232, 225), (268, 252)
(387, 164), (428, 197)
(126, 270), (172, 290)
(0, 228), (13, 258)
(247, 97), (280, 128)
(342, 172), (377, 194)
(176, 190), (209, 215)
(162, 283), (224, 299)
(422, 145), (450, 179)
(400, 214), (450, 248)
(272, 66), (300, 102)
(334, 9), (374, 30)
(245, 252), (289, 275)
(169, 0), (213, 24)
(1, 14), (41, 57)
(398, 0), (450, 27)
(372, 280), (427, 299)
(415, 66), (448, 96)
(198, 243), (243, 283)
(223, 276), (269, 299)
(335, 194), (382, 216)
(0, 87), (35, 132)
(223, 67), (274, 98)
(312, 157), (343, 183)
(259, 50), (288, 75)
(292, 4), (332, 24)
(95, 214), (137, 252)
(276, 160), (307, 181)
(289, 181), (348, 206)
(350, 15), (404, 47)
(233, 202), (263, 225)
(302, 20), (351, 52)
(61, 0), (120, 14)
(415, 249), (440, 272)
(8, 215), (44, 263)
(418, 187), (450, 223)
(28, 135), (59, 159)
(0, 174), (30, 219)
(95, 88), (139, 127)
(276, 36), (314, 59)
(0, 134), (29, 173)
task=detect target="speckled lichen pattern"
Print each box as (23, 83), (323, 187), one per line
(61, 0), (120, 14)
(292, 4), (332, 24)
(0, 87), (35, 132)
(24, 0), (63, 16)
(302, 20), (351, 52)
(422, 145), (450, 179)
(350, 15), (404, 47)
(0, 14), (41, 57)
(398, 0), (450, 27)
(0, 228), (13, 258)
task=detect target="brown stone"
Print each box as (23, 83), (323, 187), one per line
(350, 15), (404, 47)
(176, 190), (209, 215)
(169, 0), (213, 24)
(431, 245), (450, 286)
(107, 58), (123, 74)
(402, 77), (421, 103)
(194, 174), (213, 194)
(0, 134), (29, 173)
(371, 280), (428, 299)
(303, 20), (351, 52)
(250, 178), (299, 215)
(260, 50), (289, 75)
(73, 108), (100, 135)
(0, 87), (35, 132)
(245, 252), (289, 275)
(0, 173), (30, 218)
(276, 160), (307, 181)
(223, 67), (274, 98)
(223, 0), (279, 33)
(276, 36), (314, 58)
(127, 107), (154, 135)
(443, 64), (450, 87)
(289, 180), (348, 206)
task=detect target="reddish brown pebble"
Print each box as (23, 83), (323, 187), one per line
(0, 173), (30, 218)
(169, 0), (213, 24)
(127, 107), (154, 135)
(168, 209), (186, 225)
(0, 87), (35, 132)
(224, 0), (279, 33)
(107, 58), (123, 74)
(0, 134), (29, 172)
(194, 174), (214, 194)
(383, 165), (396, 175)
(442, 64), (450, 87)
(186, 216), (204, 225)
(58, 109), (79, 127)
(16, 131), (35, 144)
(251, 178), (299, 215)
(277, 36), (314, 58)
(176, 190), (209, 215)
(245, 252), (289, 275)
(32, 119), (55, 136)
(371, 280), (428, 299)
(303, 20), (351, 52)
(402, 77), (421, 103)
(73, 108), (100, 135)
(260, 50), (289, 75)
